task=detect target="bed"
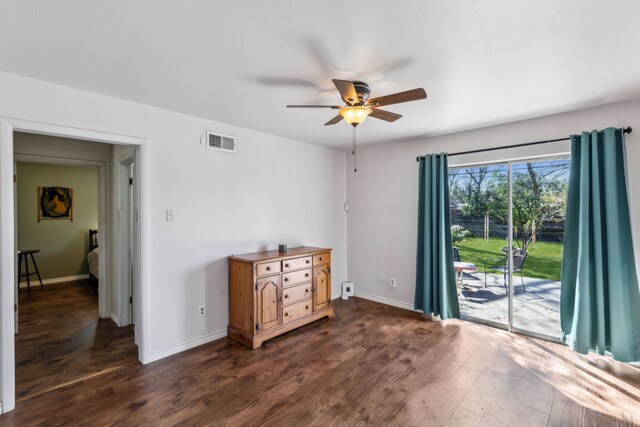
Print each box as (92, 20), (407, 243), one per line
(87, 229), (99, 282)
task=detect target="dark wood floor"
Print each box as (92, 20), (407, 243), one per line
(15, 279), (138, 400)
(3, 297), (639, 426)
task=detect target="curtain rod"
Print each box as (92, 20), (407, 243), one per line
(416, 127), (632, 162)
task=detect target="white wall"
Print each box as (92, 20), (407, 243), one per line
(346, 99), (640, 308)
(0, 70), (347, 359)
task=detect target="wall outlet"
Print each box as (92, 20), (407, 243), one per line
(390, 278), (396, 288)
(198, 305), (205, 317)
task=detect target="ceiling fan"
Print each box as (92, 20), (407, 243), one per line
(287, 79), (427, 172)
(287, 79), (427, 127)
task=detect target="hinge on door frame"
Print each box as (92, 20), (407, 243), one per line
(327, 267), (331, 274)
(255, 282), (259, 291)
(14, 304), (17, 312)
(256, 322), (262, 331)
(129, 177), (133, 185)
(13, 174), (17, 183)
(129, 296), (133, 304)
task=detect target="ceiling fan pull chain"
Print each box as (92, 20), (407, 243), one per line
(352, 126), (357, 173)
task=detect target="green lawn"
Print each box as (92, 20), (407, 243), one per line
(456, 237), (563, 281)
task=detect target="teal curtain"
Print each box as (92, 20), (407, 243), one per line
(561, 127), (640, 362)
(415, 153), (460, 319)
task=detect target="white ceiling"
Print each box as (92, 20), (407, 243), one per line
(1, 0), (639, 149)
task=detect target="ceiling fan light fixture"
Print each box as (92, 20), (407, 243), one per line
(339, 106), (372, 127)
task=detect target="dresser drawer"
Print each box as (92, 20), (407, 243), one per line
(282, 268), (311, 287)
(282, 283), (312, 306)
(313, 252), (330, 266)
(256, 261), (281, 277)
(283, 299), (312, 324)
(282, 256), (312, 272)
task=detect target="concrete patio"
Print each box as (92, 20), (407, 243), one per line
(457, 271), (561, 338)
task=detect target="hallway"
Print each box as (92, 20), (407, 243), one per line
(16, 279), (138, 400)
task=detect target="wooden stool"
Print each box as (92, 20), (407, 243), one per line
(17, 249), (44, 292)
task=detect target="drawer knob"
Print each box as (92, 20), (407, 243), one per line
(306, 260), (310, 264)
(319, 257), (323, 261)
(285, 312), (289, 316)
(305, 305), (309, 310)
(285, 294), (289, 298)
(305, 289), (309, 293)
(305, 273), (309, 277)
(266, 266), (271, 271)
(285, 263), (290, 267)
(284, 278), (289, 282)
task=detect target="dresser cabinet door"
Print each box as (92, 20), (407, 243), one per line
(256, 276), (281, 332)
(312, 266), (331, 311)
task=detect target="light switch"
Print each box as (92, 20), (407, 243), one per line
(166, 210), (174, 222)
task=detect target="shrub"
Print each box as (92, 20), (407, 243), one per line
(451, 225), (472, 245)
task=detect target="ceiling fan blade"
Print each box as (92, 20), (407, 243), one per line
(370, 108), (402, 122)
(368, 88), (427, 107)
(332, 79), (359, 105)
(287, 105), (341, 109)
(324, 115), (344, 126)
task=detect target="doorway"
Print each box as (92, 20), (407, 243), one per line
(0, 118), (149, 413)
(13, 154), (139, 400)
(449, 155), (571, 341)
(12, 138), (140, 400)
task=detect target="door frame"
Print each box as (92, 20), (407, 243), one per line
(118, 153), (136, 328)
(12, 159), (17, 336)
(0, 118), (150, 413)
(450, 152), (570, 343)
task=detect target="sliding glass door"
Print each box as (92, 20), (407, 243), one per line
(510, 158), (569, 338)
(449, 156), (570, 340)
(449, 164), (509, 327)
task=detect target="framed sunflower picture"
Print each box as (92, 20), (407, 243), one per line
(38, 187), (73, 221)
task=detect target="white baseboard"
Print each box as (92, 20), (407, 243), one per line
(143, 293), (413, 364)
(354, 291), (419, 312)
(109, 312), (120, 327)
(148, 328), (228, 363)
(19, 274), (89, 286)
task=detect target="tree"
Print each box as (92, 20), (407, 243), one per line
(450, 161), (569, 252)
(450, 167), (493, 240)
(486, 162), (568, 251)
(448, 168), (461, 192)
(450, 167), (489, 217)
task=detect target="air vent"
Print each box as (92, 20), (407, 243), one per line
(205, 131), (236, 153)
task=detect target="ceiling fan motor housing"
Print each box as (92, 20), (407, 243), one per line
(352, 81), (371, 105)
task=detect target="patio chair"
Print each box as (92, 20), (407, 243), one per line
(483, 250), (528, 292)
(453, 247), (461, 262)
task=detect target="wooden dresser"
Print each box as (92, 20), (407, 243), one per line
(228, 247), (334, 349)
